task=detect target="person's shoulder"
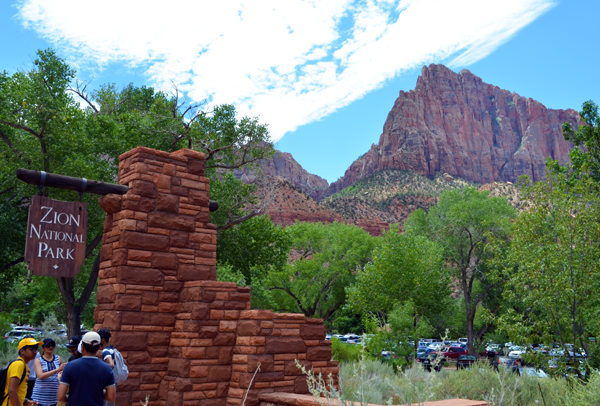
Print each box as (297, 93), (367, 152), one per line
(8, 358), (26, 376)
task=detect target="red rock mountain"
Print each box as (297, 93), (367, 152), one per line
(234, 150), (328, 192)
(326, 64), (579, 196)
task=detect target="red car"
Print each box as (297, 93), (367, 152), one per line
(435, 346), (468, 361)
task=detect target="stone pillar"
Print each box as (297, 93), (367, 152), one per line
(95, 146), (339, 406)
(95, 147), (216, 406)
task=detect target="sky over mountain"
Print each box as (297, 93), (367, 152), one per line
(2, 0), (598, 182)
(12, 0), (555, 141)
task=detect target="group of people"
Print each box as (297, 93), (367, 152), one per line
(2, 329), (120, 406)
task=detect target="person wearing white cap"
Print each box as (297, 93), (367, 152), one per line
(57, 332), (115, 406)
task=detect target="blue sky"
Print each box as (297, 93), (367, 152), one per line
(1, 0), (598, 183)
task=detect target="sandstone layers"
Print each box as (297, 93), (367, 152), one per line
(327, 64), (579, 195)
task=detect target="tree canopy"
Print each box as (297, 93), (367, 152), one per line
(405, 187), (516, 354)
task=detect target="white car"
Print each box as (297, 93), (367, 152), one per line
(508, 346), (526, 358)
(427, 342), (443, 350)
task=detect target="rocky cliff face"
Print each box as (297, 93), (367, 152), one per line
(327, 64), (579, 195)
(234, 150), (329, 192)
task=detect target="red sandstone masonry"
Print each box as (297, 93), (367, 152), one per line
(95, 147), (338, 406)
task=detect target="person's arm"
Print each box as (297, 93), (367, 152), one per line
(7, 376), (22, 406)
(103, 386), (115, 402)
(57, 383), (68, 403)
(34, 358), (65, 380)
(103, 352), (115, 369)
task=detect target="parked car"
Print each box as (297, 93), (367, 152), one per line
(486, 344), (502, 357)
(417, 353), (442, 372)
(508, 346), (527, 358)
(325, 334), (332, 340)
(458, 338), (468, 345)
(520, 367), (549, 378)
(457, 355), (478, 369)
(495, 356), (520, 373)
(436, 346), (468, 361)
(4, 330), (33, 343)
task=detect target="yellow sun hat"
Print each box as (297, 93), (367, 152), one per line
(18, 337), (43, 352)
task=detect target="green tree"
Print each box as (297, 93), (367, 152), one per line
(498, 173), (600, 380)
(405, 187), (516, 355)
(265, 221), (376, 321)
(0, 49), (274, 336)
(547, 100), (600, 183)
(346, 226), (450, 336)
(216, 214), (291, 282)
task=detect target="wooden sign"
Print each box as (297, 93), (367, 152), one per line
(24, 196), (87, 277)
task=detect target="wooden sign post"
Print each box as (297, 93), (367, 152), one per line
(24, 195), (88, 277)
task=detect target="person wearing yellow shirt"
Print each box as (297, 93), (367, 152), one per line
(2, 337), (43, 406)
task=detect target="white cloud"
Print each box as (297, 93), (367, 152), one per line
(16, 0), (555, 141)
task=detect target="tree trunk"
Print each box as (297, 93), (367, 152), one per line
(56, 276), (81, 338)
(55, 253), (100, 338)
(466, 310), (476, 356)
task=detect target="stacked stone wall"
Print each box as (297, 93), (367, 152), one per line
(94, 146), (338, 406)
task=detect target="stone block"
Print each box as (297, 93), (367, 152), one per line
(219, 347), (233, 365)
(178, 264), (212, 281)
(240, 310), (273, 320)
(115, 294), (142, 311)
(97, 285), (116, 304)
(167, 358), (191, 378)
(128, 351), (151, 364)
(284, 360), (310, 376)
(122, 311), (151, 325)
(187, 159), (205, 176)
(237, 320), (260, 336)
(191, 304), (210, 320)
(300, 324), (325, 340)
(148, 212), (195, 232)
(117, 266), (164, 286)
(182, 347), (206, 359)
(213, 333), (236, 346)
(265, 337), (306, 354)
(120, 231), (169, 252)
(157, 193), (179, 213)
(132, 180), (157, 198)
(306, 346), (331, 361)
(294, 376), (309, 394)
(249, 355), (274, 373)
(175, 378), (193, 392)
(170, 231), (189, 247)
(99, 194), (122, 214)
(207, 366), (232, 382)
(189, 190), (209, 206)
(112, 249), (127, 266)
(152, 252), (179, 269)
(190, 366), (208, 378)
(151, 313), (176, 326)
(142, 291), (160, 305)
(140, 198), (156, 212)
(112, 331), (147, 351)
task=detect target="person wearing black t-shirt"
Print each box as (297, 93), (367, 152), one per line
(65, 336), (82, 362)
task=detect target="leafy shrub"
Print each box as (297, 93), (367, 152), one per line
(331, 338), (363, 363)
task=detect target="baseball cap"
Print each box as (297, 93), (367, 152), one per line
(82, 331), (101, 346)
(66, 336), (81, 348)
(42, 338), (56, 347)
(18, 337), (43, 351)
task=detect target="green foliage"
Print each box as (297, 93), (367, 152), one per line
(347, 225), (449, 319)
(217, 214), (291, 283)
(331, 337), (363, 363)
(323, 170), (474, 221)
(265, 221), (376, 320)
(0, 49), (275, 334)
(405, 187), (516, 354)
(499, 173), (600, 379)
(548, 100), (600, 184)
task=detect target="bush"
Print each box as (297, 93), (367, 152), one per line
(302, 354), (600, 406)
(331, 338), (363, 363)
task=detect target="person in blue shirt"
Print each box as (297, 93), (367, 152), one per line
(57, 332), (115, 406)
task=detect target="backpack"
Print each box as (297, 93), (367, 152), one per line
(1, 359), (26, 403)
(111, 348), (129, 384)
